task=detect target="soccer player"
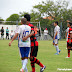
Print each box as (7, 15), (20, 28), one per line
(23, 14), (46, 72)
(9, 18), (31, 72)
(53, 21), (61, 55)
(65, 22), (71, 49)
(66, 22), (72, 58)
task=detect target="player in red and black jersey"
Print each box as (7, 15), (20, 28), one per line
(23, 14), (46, 72)
(66, 22), (72, 58)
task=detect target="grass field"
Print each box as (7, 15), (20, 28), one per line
(0, 40), (72, 72)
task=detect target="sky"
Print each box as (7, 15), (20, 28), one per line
(0, 0), (72, 20)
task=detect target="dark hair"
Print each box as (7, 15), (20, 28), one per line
(55, 21), (58, 25)
(24, 14), (31, 21)
(21, 18), (27, 24)
(69, 22), (72, 26)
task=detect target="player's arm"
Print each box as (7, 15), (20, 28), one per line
(65, 32), (67, 38)
(9, 33), (19, 46)
(53, 31), (58, 40)
(69, 30), (72, 44)
(23, 30), (34, 41)
(9, 26), (20, 46)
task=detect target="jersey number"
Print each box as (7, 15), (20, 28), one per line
(22, 31), (29, 38)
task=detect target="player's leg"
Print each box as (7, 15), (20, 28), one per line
(8, 33), (9, 39)
(19, 47), (29, 72)
(66, 43), (71, 58)
(30, 44), (46, 72)
(30, 46), (36, 72)
(22, 47), (30, 72)
(6, 33), (7, 39)
(53, 39), (60, 55)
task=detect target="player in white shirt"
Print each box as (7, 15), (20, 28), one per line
(9, 18), (31, 72)
(53, 21), (61, 55)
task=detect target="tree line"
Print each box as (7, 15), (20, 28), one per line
(0, 0), (72, 38)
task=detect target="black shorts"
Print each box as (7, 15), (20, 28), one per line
(67, 42), (72, 50)
(30, 46), (38, 57)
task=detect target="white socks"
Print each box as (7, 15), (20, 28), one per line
(55, 45), (59, 54)
(54, 45), (59, 54)
(22, 59), (28, 71)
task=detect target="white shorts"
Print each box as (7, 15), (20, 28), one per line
(53, 39), (58, 44)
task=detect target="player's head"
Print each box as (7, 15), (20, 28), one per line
(24, 14), (31, 24)
(21, 18), (27, 24)
(54, 21), (58, 26)
(24, 14), (31, 21)
(69, 22), (72, 26)
(67, 22), (71, 27)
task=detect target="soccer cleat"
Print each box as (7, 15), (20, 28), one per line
(66, 56), (70, 58)
(59, 50), (61, 53)
(40, 65), (46, 72)
(20, 68), (24, 72)
(55, 53), (59, 55)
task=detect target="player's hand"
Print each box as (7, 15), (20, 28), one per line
(22, 36), (28, 41)
(53, 37), (55, 40)
(69, 39), (71, 44)
(9, 42), (12, 46)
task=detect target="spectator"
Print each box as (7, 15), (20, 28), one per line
(44, 28), (48, 40)
(6, 27), (9, 39)
(1, 27), (4, 40)
(10, 30), (14, 40)
(34, 26), (39, 40)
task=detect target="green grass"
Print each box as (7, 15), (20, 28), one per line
(0, 40), (72, 72)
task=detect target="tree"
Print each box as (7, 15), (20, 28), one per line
(5, 14), (19, 25)
(0, 17), (4, 24)
(33, 0), (72, 38)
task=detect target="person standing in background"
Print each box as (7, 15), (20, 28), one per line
(10, 30), (14, 40)
(6, 27), (9, 39)
(1, 27), (4, 40)
(34, 26), (39, 40)
(44, 28), (48, 40)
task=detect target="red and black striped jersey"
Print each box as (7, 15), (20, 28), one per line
(28, 23), (36, 42)
(67, 27), (72, 43)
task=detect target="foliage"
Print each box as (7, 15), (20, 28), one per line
(5, 14), (19, 25)
(0, 18), (4, 24)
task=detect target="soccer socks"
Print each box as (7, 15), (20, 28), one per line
(30, 57), (44, 72)
(22, 59), (28, 70)
(68, 50), (70, 57)
(31, 57), (44, 67)
(55, 45), (59, 54)
(31, 61), (35, 72)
